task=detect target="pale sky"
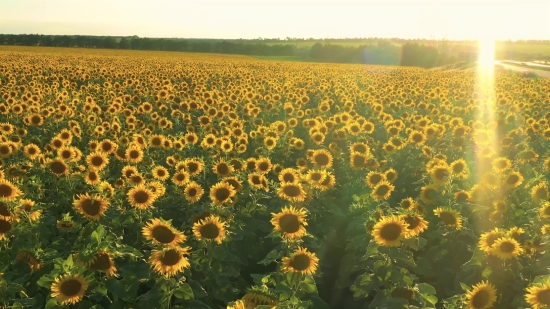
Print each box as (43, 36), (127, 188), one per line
(0, 0), (549, 40)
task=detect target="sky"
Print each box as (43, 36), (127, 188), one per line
(1, 0), (549, 40)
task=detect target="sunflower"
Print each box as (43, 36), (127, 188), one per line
(281, 247), (319, 275)
(241, 287), (279, 308)
(17, 198), (40, 221)
(49, 158), (69, 177)
(222, 177), (243, 192)
(210, 181), (236, 206)
(450, 159), (469, 179)
(82, 169), (100, 185)
(465, 281), (497, 309)
(56, 220), (75, 231)
(277, 182), (306, 202)
(125, 145), (144, 163)
(478, 228), (506, 254)
(434, 207), (462, 229)
(73, 194), (108, 221)
(183, 158), (204, 176)
(504, 171), (524, 189)
(401, 214), (429, 236)
(149, 246), (191, 277)
(193, 215), (226, 244)
(409, 130), (426, 145)
(542, 225), (550, 235)
(23, 143), (41, 160)
(226, 300), (246, 309)
(279, 168), (300, 184)
(151, 166), (170, 181)
(371, 181), (394, 200)
(127, 185), (156, 209)
(213, 159), (234, 177)
(420, 186), (438, 204)
(183, 181), (204, 203)
(0, 217), (12, 240)
(121, 165), (139, 179)
(248, 173), (268, 191)
(50, 273), (89, 305)
(16, 250), (41, 270)
(142, 218), (186, 247)
(75, 250), (118, 278)
(429, 164), (452, 185)
(172, 170), (190, 187)
(255, 157), (272, 175)
(491, 237), (522, 260)
(372, 215), (410, 246)
(365, 171), (385, 188)
(0, 179), (22, 201)
(384, 169), (398, 183)
(305, 169), (327, 188)
(531, 182), (549, 202)
(350, 152), (370, 170)
(86, 151), (109, 171)
(310, 149), (333, 168)
(271, 206), (308, 239)
(526, 282), (550, 309)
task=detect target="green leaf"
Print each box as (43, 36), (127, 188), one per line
(213, 245), (226, 260)
(403, 237), (419, 250)
(420, 294), (438, 306)
(460, 282), (469, 292)
(91, 225), (106, 244)
(482, 267), (492, 278)
(417, 283), (437, 295)
(256, 306), (275, 309)
(62, 255), (74, 272)
(36, 276), (54, 288)
(44, 299), (58, 309)
(188, 300), (211, 309)
(173, 283), (194, 300)
(305, 295), (330, 309)
(258, 249), (282, 265)
(366, 242), (379, 256)
(299, 276), (317, 294)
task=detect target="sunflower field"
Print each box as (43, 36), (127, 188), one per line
(1, 46), (550, 309)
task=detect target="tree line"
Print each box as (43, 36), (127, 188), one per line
(1, 34), (457, 68)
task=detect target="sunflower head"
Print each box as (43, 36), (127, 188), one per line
(466, 281), (497, 309)
(433, 207), (462, 229)
(270, 206), (308, 239)
(281, 247), (319, 275)
(50, 273), (89, 305)
(193, 215), (226, 244)
(372, 215), (409, 247)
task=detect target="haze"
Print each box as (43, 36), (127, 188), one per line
(1, 0), (549, 40)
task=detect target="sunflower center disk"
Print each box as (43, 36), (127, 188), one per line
(81, 199), (101, 216)
(283, 185), (300, 197)
(380, 223), (402, 241)
(440, 212), (457, 225)
(471, 290), (490, 308)
(0, 203), (11, 216)
(0, 219), (12, 233)
(314, 154), (329, 166)
(214, 188), (230, 201)
(538, 290), (550, 305)
(404, 217), (419, 229)
(50, 162), (67, 174)
(200, 223), (220, 239)
(217, 164), (229, 175)
(160, 249), (181, 266)
(279, 214), (300, 233)
(133, 191), (150, 204)
(500, 242), (516, 253)
(152, 226), (176, 244)
(89, 253), (111, 270)
(289, 254), (311, 271)
(60, 279), (83, 297)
